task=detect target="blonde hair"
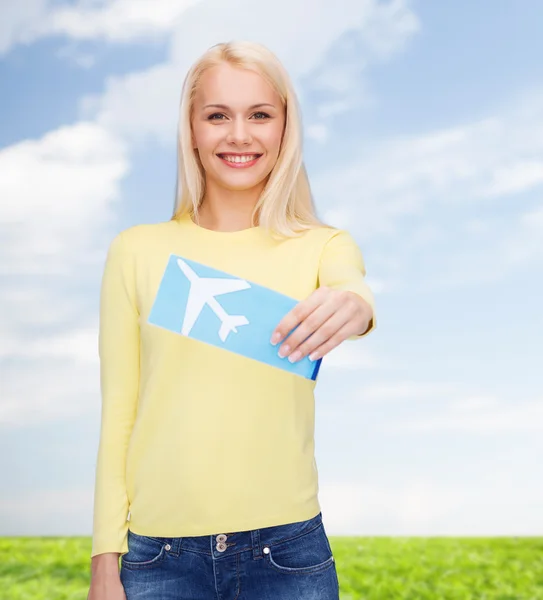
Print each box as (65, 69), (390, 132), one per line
(171, 40), (331, 239)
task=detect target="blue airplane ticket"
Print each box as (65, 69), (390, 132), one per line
(147, 254), (323, 380)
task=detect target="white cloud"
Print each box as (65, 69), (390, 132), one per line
(324, 89), (542, 197)
(324, 380), (543, 435)
(325, 341), (378, 370)
(0, 357), (99, 426)
(0, 0), (201, 54)
(81, 62), (182, 146)
(42, 0), (200, 42)
(309, 87), (543, 291)
(6, 325), (99, 363)
(80, 0), (419, 143)
(479, 160), (543, 198)
(430, 201), (543, 288)
(313, 91), (543, 239)
(0, 122), (129, 425)
(0, 121), (128, 276)
(0, 0), (48, 54)
(55, 42), (97, 69)
(321, 207), (354, 230)
(362, 381), (460, 402)
(448, 394), (498, 413)
(320, 480), (471, 535)
(382, 397), (543, 434)
(503, 204), (543, 266)
(0, 487), (94, 535)
(0, 0), (420, 74)
(305, 124), (329, 144)
(320, 478), (543, 535)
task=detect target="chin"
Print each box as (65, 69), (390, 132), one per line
(218, 170), (270, 186)
(221, 181), (264, 192)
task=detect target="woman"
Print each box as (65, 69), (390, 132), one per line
(88, 40), (376, 600)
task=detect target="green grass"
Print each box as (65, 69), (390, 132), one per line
(0, 537), (542, 599)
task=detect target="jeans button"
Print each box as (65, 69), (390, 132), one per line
(216, 534), (227, 542)
(216, 542), (227, 552)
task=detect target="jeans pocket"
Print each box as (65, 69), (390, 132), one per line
(263, 522), (335, 575)
(121, 529), (170, 570)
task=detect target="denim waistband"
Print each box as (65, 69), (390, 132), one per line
(130, 511), (323, 560)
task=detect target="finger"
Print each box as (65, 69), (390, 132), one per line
(285, 308), (350, 362)
(271, 286), (329, 346)
(307, 321), (353, 362)
(278, 300), (339, 358)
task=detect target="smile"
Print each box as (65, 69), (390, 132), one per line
(217, 154), (262, 168)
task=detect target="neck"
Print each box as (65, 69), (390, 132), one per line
(196, 180), (264, 232)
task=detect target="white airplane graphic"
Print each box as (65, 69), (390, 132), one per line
(176, 258), (251, 342)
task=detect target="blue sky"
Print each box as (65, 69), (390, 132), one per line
(0, 0), (541, 537)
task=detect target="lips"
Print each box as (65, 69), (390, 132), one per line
(216, 153), (263, 168)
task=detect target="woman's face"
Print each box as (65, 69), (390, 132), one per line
(191, 63), (286, 193)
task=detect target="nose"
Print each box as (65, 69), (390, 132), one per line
(225, 117), (253, 145)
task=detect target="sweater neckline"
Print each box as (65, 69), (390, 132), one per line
(176, 212), (264, 240)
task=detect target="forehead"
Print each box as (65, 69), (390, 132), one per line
(195, 63), (279, 107)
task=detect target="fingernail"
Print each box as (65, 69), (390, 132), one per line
(289, 351), (302, 363)
(270, 332), (281, 345)
(278, 345), (290, 358)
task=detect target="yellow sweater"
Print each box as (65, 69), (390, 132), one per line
(90, 213), (376, 558)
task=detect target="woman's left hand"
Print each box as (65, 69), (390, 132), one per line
(270, 286), (373, 363)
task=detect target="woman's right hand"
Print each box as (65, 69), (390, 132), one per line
(87, 575), (126, 600)
(87, 553), (126, 599)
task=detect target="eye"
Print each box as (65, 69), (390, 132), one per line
(206, 112), (271, 121)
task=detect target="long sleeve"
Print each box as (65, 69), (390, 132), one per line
(317, 229), (376, 340)
(91, 231), (140, 558)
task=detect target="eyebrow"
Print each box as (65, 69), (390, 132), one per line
(202, 103), (276, 111)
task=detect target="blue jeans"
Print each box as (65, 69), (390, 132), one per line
(120, 511), (340, 599)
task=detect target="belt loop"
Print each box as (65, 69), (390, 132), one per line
(172, 536), (182, 555)
(251, 528), (262, 559)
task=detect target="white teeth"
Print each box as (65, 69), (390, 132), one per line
(220, 154), (260, 163)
